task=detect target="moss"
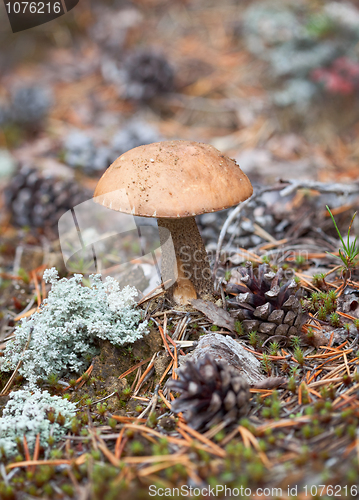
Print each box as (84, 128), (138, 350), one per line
(130, 441), (145, 455)
(288, 376), (297, 393)
(61, 483), (75, 497)
(0, 484), (16, 500)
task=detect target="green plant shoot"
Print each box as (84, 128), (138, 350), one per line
(326, 206), (359, 271)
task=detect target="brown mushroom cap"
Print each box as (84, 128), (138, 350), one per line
(94, 140), (253, 218)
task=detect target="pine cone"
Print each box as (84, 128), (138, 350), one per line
(64, 130), (113, 175)
(5, 167), (89, 230)
(168, 355), (250, 431)
(123, 50), (174, 100)
(227, 262), (305, 337)
(9, 86), (52, 125)
(0, 86), (51, 129)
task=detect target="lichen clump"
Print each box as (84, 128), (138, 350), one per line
(2, 269), (148, 387)
(0, 390), (76, 458)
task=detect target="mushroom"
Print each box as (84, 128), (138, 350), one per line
(94, 140), (253, 305)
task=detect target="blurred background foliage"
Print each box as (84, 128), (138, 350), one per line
(1, 0), (359, 232)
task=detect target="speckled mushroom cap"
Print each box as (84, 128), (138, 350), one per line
(94, 140), (253, 218)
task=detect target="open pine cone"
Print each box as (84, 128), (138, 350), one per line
(168, 355), (250, 431)
(122, 50), (174, 101)
(226, 262), (306, 337)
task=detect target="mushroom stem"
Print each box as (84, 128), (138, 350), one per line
(157, 217), (213, 302)
(173, 257), (197, 305)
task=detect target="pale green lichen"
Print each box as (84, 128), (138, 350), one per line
(0, 389), (76, 458)
(2, 269), (148, 387)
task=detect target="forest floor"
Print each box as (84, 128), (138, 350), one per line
(1, 0), (359, 498)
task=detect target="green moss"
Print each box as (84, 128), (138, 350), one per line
(108, 417), (117, 430)
(294, 347), (304, 365)
(235, 320), (244, 335)
(317, 306), (327, 321)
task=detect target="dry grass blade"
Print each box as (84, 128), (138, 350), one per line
(177, 422), (226, 457)
(158, 324), (174, 359)
(0, 273), (23, 280)
(238, 425), (251, 448)
(41, 277), (46, 301)
(136, 457), (190, 477)
(338, 311), (358, 321)
(14, 307), (38, 322)
(256, 416), (311, 435)
(158, 389), (172, 410)
(97, 443), (121, 467)
(110, 416), (146, 424)
(123, 453), (189, 464)
(6, 460), (72, 471)
(133, 353), (157, 395)
(220, 427), (240, 447)
(333, 381), (359, 402)
(333, 393), (359, 409)
(177, 428), (193, 443)
(137, 385), (159, 419)
(203, 421), (228, 440)
(121, 424), (224, 457)
(1, 329), (32, 396)
(62, 364), (94, 392)
(159, 359), (173, 385)
(22, 436), (31, 468)
(130, 367), (142, 391)
(77, 365), (93, 390)
(31, 434), (40, 474)
(118, 357), (152, 379)
(114, 427), (126, 460)
(309, 377), (344, 388)
(31, 271), (42, 307)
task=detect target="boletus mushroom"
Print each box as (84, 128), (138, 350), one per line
(94, 140), (252, 305)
